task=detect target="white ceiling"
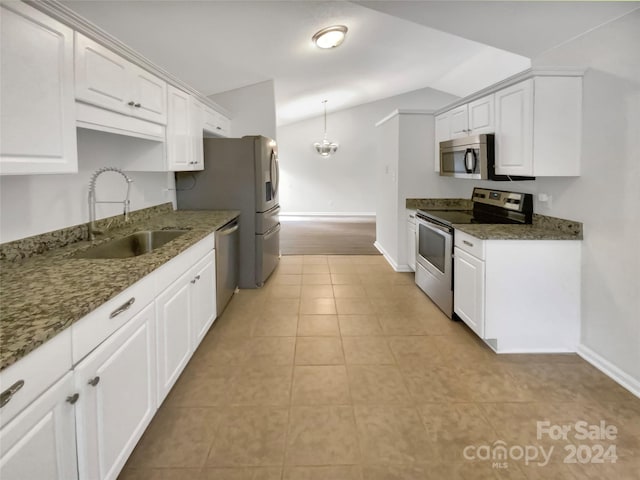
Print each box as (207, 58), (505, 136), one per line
(62, 1), (638, 126)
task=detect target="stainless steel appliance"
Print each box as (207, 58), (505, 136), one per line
(415, 187), (533, 317)
(176, 135), (280, 288)
(215, 218), (239, 315)
(439, 134), (534, 181)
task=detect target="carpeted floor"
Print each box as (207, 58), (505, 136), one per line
(280, 216), (379, 255)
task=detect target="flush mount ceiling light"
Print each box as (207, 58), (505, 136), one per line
(313, 100), (338, 157)
(312, 25), (348, 49)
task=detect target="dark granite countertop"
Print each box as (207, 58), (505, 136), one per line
(0, 206), (240, 371)
(406, 198), (582, 240)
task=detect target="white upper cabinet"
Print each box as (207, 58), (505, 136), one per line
(449, 105), (469, 138)
(0, 2), (77, 175)
(495, 77), (581, 177)
(189, 97), (205, 171)
(203, 106), (231, 137)
(467, 95), (495, 134)
(75, 33), (167, 125)
(433, 112), (450, 172)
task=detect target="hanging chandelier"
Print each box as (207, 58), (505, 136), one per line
(313, 100), (338, 157)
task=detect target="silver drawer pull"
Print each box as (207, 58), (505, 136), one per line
(110, 297), (135, 319)
(191, 274), (201, 284)
(127, 101), (135, 106)
(0, 380), (25, 408)
(463, 240), (474, 247)
(134, 103), (141, 108)
(88, 376), (100, 387)
(66, 393), (80, 405)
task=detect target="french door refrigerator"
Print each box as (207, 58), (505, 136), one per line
(175, 135), (280, 288)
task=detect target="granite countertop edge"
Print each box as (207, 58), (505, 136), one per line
(0, 208), (240, 371)
(406, 198), (583, 241)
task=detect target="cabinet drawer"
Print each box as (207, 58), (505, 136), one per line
(0, 330), (72, 428)
(71, 276), (156, 364)
(454, 230), (485, 260)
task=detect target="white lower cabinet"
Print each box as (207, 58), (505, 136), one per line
(0, 234), (219, 480)
(453, 247), (485, 338)
(407, 211), (416, 272)
(156, 249), (216, 404)
(190, 251), (217, 348)
(0, 372), (78, 480)
(453, 230), (581, 353)
(156, 270), (192, 404)
(75, 302), (156, 480)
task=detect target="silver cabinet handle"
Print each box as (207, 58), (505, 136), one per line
(109, 297), (135, 319)
(190, 275), (201, 284)
(66, 393), (80, 404)
(134, 103), (141, 108)
(0, 380), (25, 408)
(216, 126), (222, 130)
(88, 376), (100, 387)
(463, 240), (474, 247)
(127, 101), (135, 106)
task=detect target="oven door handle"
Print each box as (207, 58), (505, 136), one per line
(417, 218), (452, 235)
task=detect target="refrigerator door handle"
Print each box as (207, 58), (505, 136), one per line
(270, 150), (280, 197)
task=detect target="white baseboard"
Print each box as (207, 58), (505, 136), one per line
(374, 241), (413, 272)
(577, 344), (640, 399)
(280, 212), (375, 217)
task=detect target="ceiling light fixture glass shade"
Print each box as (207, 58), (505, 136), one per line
(312, 25), (348, 49)
(313, 100), (338, 157)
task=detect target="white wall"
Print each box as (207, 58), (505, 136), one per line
(529, 10), (640, 390)
(276, 87), (458, 215)
(209, 80), (277, 140)
(0, 129), (174, 243)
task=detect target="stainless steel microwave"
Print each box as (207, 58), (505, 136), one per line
(439, 134), (494, 180)
(439, 134), (535, 181)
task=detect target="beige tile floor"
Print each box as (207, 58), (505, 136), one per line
(119, 255), (640, 480)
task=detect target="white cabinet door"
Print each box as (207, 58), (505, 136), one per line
(0, 2), (77, 175)
(449, 105), (469, 138)
(75, 302), (156, 480)
(189, 97), (204, 171)
(0, 372), (78, 480)
(190, 251), (216, 349)
(166, 86), (192, 171)
(454, 247), (485, 338)
(468, 95), (494, 134)
(75, 33), (167, 126)
(75, 32), (130, 116)
(433, 113), (450, 172)
(494, 79), (534, 176)
(129, 63), (167, 124)
(407, 217), (416, 272)
(156, 271), (192, 404)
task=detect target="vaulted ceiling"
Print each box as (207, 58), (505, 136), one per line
(62, 1), (638, 125)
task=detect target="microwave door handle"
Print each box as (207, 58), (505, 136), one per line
(464, 149), (476, 173)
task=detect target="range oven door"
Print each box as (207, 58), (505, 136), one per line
(415, 215), (454, 317)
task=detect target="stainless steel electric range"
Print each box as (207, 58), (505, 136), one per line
(415, 187), (533, 318)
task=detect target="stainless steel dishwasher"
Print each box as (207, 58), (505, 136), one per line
(215, 218), (239, 316)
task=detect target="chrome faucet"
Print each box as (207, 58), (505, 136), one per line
(88, 167), (134, 241)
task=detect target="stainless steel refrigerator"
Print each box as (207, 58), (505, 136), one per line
(175, 136), (280, 288)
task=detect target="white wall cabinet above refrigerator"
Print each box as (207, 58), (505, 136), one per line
(0, 2), (78, 175)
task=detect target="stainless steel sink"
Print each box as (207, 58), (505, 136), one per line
(74, 230), (188, 259)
